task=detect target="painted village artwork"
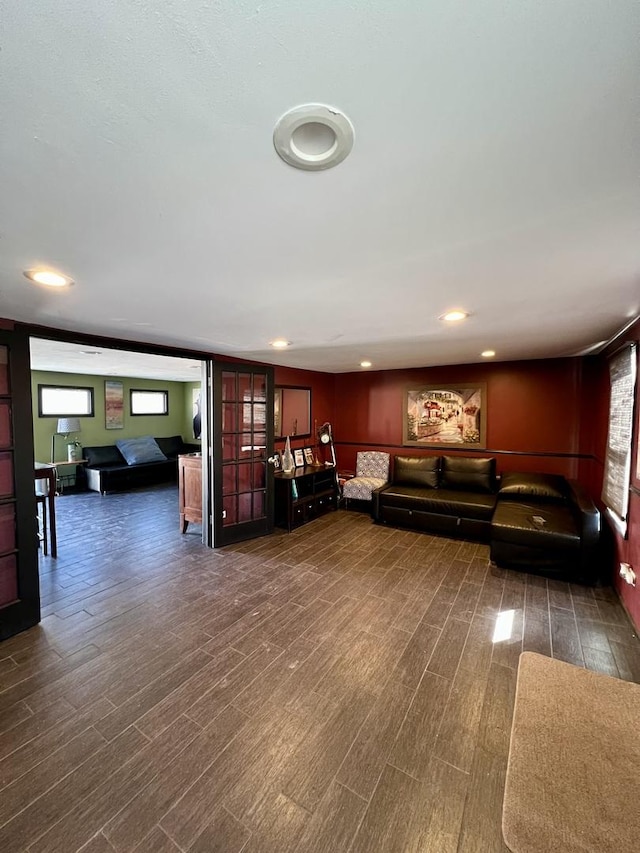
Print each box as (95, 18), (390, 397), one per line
(404, 385), (485, 448)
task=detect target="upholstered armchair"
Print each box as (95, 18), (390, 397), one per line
(342, 451), (390, 509)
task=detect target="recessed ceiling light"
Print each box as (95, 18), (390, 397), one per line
(360, 360), (372, 368)
(78, 351), (102, 356)
(273, 104), (354, 171)
(24, 268), (74, 288)
(440, 310), (469, 322)
(481, 350), (496, 358)
(270, 339), (291, 349)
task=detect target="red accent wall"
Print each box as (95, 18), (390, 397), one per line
(273, 366), (335, 459)
(333, 358), (582, 478)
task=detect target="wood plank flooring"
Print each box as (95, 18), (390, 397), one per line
(1, 484), (639, 852)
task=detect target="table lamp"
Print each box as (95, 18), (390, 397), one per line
(52, 417), (81, 463)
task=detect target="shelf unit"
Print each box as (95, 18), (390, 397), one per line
(274, 466), (339, 531)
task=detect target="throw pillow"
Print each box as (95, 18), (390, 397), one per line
(115, 436), (167, 466)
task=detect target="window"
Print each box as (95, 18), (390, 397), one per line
(130, 389), (168, 416)
(38, 385), (94, 418)
(602, 343), (637, 534)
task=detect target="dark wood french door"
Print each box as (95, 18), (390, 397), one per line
(212, 362), (274, 546)
(0, 328), (39, 640)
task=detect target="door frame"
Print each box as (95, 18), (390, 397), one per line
(0, 326), (40, 640)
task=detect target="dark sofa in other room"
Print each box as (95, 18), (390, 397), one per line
(84, 435), (200, 494)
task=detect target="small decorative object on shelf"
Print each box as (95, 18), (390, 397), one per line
(282, 436), (295, 473)
(291, 479), (298, 499)
(293, 448), (305, 468)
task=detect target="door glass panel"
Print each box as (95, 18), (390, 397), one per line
(253, 375), (266, 401)
(222, 465), (236, 495)
(223, 495), (237, 526)
(237, 462), (252, 492)
(0, 452), (14, 498)
(222, 372), (236, 401)
(0, 346), (8, 395)
(238, 492), (253, 523)
(254, 402), (266, 427)
(253, 491), (265, 519)
(253, 463), (265, 489)
(222, 436), (236, 461)
(0, 554), (18, 607)
(239, 434), (254, 457)
(0, 402), (11, 447)
(0, 504), (16, 553)
(222, 403), (237, 433)
(253, 433), (267, 454)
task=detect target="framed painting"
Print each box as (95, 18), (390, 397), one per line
(403, 383), (487, 449)
(104, 380), (124, 430)
(274, 388), (282, 438)
(293, 448), (305, 468)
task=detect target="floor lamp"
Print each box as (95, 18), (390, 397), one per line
(51, 417), (81, 463)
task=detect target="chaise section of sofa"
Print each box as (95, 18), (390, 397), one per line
(84, 435), (199, 494)
(490, 472), (601, 583)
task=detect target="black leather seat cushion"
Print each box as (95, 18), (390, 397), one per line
(491, 501), (579, 552)
(380, 486), (496, 520)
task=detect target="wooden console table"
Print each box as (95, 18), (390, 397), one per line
(178, 453), (202, 533)
(274, 466), (339, 531)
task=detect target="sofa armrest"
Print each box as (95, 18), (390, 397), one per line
(371, 483), (389, 522)
(567, 480), (601, 579)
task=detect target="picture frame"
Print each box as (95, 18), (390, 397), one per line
(104, 380), (124, 430)
(272, 451), (281, 470)
(403, 383), (487, 449)
(303, 446), (314, 466)
(293, 448), (305, 468)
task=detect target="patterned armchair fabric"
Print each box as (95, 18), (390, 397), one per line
(342, 451), (390, 503)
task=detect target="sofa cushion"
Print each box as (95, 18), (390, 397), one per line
(441, 456), (496, 493)
(84, 445), (124, 467)
(380, 485), (496, 521)
(491, 501), (579, 551)
(115, 436), (167, 466)
(394, 455), (440, 488)
(155, 435), (184, 458)
(499, 471), (567, 503)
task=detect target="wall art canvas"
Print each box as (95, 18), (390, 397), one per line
(403, 384), (486, 449)
(192, 388), (201, 439)
(105, 380), (124, 430)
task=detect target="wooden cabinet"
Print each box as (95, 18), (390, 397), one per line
(274, 466), (339, 531)
(178, 454), (202, 533)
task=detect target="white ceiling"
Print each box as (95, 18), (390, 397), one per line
(2, 1), (639, 373)
(29, 338), (202, 382)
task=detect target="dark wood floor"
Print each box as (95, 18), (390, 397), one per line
(1, 485), (639, 852)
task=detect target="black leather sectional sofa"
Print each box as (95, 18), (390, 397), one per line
(84, 435), (199, 494)
(373, 455), (601, 582)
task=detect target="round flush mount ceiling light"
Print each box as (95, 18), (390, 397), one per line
(440, 310), (469, 323)
(273, 104), (354, 171)
(481, 350), (496, 358)
(360, 360), (372, 368)
(24, 268), (74, 288)
(270, 339), (291, 349)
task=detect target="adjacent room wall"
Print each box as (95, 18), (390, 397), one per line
(183, 381), (202, 447)
(31, 370), (189, 462)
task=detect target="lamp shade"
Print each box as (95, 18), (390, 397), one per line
(56, 417), (81, 435)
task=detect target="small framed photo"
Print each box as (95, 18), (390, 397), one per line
(293, 448), (305, 468)
(272, 451), (281, 470)
(303, 446), (314, 465)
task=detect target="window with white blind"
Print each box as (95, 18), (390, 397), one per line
(601, 343), (637, 534)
